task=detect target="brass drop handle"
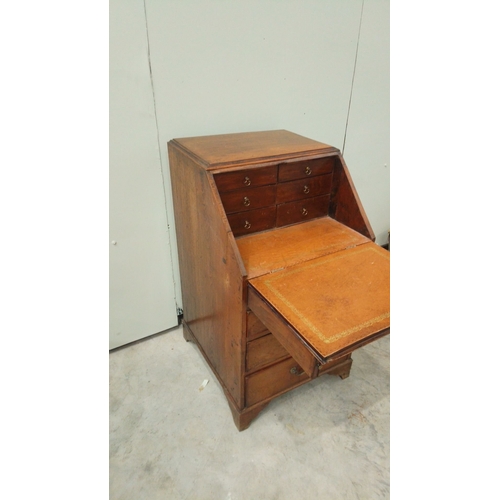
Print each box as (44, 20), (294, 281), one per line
(243, 176), (251, 186)
(290, 366), (304, 376)
(305, 166), (312, 175)
(303, 185), (310, 194)
(301, 207), (308, 216)
(244, 221), (251, 229)
(243, 196), (251, 207)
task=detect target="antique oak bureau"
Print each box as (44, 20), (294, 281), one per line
(168, 130), (390, 431)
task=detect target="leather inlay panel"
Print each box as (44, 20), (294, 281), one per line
(237, 218), (370, 279)
(249, 243), (390, 359)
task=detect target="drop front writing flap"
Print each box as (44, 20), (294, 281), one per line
(248, 243), (390, 375)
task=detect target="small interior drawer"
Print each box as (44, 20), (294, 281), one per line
(220, 185), (276, 214)
(278, 157), (333, 182)
(214, 166), (277, 192)
(276, 173), (332, 204)
(246, 333), (289, 373)
(228, 206), (276, 237)
(245, 356), (310, 407)
(276, 194), (330, 227)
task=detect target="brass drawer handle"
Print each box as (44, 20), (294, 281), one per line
(243, 176), (251, 186)
(305, 166), (312, 175)
(303, 185), (310, 194)
(244, 221), (251, 229)
(290, 366), (304, 376)
(301, 207), (308, 216)
(243, 196), (251, 207)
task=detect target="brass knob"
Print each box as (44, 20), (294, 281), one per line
(303, 185), (310, 194)
(244, 221), (251, 229)
(290, 366), (304, 376)
(305, 166), (312, 175)
(243, 196), (250, 207)
(301, 207), (308, 216)
(243, 176), (251, 186)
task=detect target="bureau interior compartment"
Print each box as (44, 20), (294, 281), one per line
(213, 156), (337, 236)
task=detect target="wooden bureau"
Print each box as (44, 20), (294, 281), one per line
(167, 130), (390, 431)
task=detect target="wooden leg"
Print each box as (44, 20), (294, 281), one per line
(326, 357), (353, 380)
(227, 399), (270, 432)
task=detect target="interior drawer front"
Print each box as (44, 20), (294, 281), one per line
(276, 173), (332, 204)
(228, 206), (276, 237)
(246, 311), (269, 341)
(276, 194), (330, 227)
(246, 357), (310, 407)
(214, 166), (277, 192)
(278, 157), (333, 182)
(246, 333), (289, 373)
(220, 185), (276, 214)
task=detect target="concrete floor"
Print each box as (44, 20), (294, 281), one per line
(110, 325), (390, 499)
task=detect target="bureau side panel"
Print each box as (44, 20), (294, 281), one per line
(168, 142), (245, 407)
(330, 154), (375, 241)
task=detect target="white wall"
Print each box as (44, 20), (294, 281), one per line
(109, 0), (389, 344)
(343, 0), (390, 244)
(109, 0), (179, 349)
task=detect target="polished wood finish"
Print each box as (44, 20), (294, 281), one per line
(276, 173), (332, 204)
(227, 206), (276, 237)
(167, 141), (245, 407)
(278, 156), (333, 182)
(220, 185), (276, 214)
(247, 286), (319, 378)
(245, 356), (311, 407)
(173, 130), (338, 169)
(330, 155), (375, 240)
(214, 165), (277, 192)
(168, 130), (389, 431)
(276, 194), (330, 227)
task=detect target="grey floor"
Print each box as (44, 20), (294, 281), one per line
(110, 325), (390, 500)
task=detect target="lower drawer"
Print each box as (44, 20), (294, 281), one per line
(245, 356), (310, 407)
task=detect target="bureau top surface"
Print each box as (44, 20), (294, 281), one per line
(170, 130), (338, 169)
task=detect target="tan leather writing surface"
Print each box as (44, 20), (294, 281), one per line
(249, 243), (389, 360)
(237, 217), (370, 279)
